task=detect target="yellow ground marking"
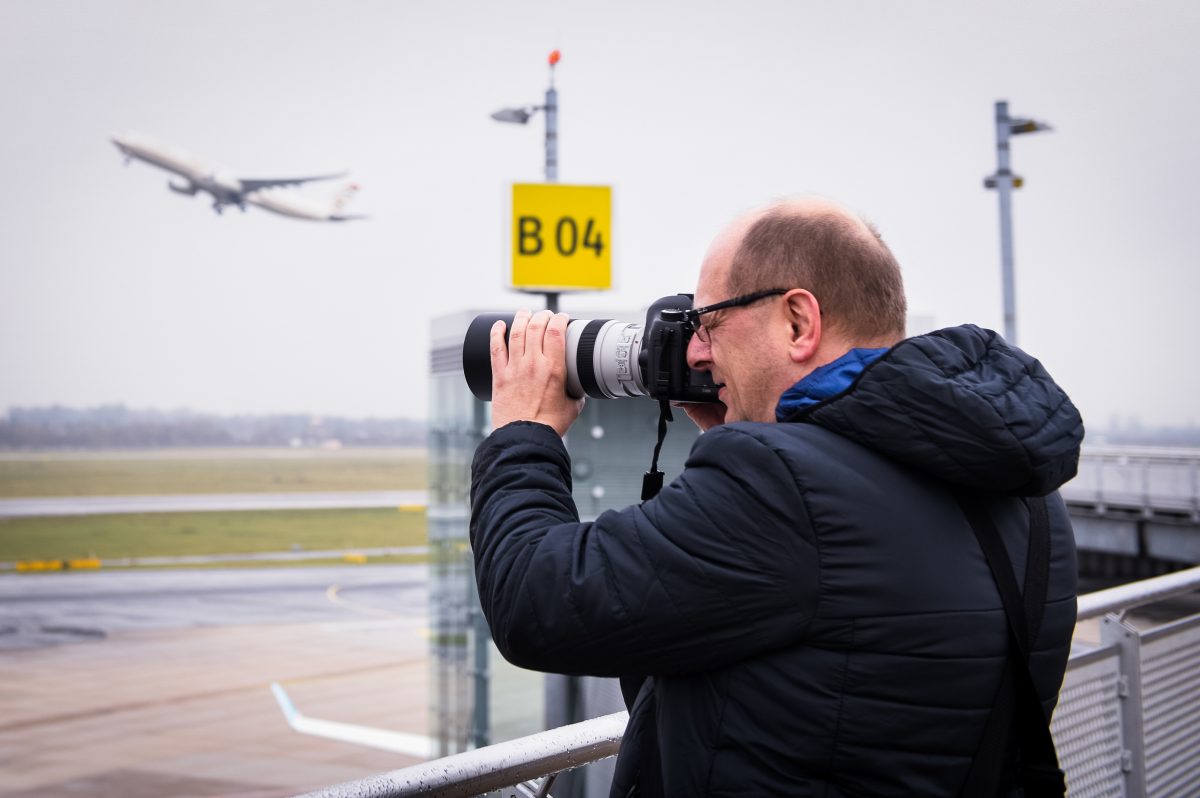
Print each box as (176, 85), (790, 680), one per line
(16, 560), (64, 572)
(323, 583), (431, 639)
(324, 583), (404, 619)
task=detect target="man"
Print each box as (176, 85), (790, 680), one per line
(470, 198), (1081, 796)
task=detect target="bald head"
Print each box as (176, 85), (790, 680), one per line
(697, 209), (759, 293)
(767, 196), (864, 223)
(718, 197), (908, 345)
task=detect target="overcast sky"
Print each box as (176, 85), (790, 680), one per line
(2, 1), (1197, 428)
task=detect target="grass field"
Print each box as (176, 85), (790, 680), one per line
(0, 507), (426, 562)
(0, 447), (426, 497)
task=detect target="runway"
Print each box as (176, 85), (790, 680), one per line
(0, 564), (428, 650)
(0, 490), (428, 518)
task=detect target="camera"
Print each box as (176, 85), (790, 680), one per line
(462, 294), (719, 403)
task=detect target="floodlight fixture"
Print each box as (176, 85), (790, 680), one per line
(490, 107), (536, 125)
(1008, 117), (1054, 136)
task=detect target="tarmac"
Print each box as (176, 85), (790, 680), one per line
(0, 568), (431, 797)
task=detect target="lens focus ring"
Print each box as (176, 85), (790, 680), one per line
(576, 319), (607, 399)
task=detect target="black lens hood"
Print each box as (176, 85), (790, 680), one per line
(463, 313), (511, 401)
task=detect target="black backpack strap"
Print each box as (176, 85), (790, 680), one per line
(1023, 497), (1052, 648)
(955, 493), (1065, 798)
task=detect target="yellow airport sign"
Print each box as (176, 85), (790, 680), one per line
(511, 183), (611, 291)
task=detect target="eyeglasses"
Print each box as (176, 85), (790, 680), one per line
(679, 288), (787, 343)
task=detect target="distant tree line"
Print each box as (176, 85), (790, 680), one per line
(0, 405), (426, 449)
(3, 405), (1196, 450)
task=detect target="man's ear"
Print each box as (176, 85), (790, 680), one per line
(784, 289), (821, 364)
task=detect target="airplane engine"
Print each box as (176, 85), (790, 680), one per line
(168, 179), (198, 196)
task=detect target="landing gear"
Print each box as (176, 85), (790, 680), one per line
(212, 202), (223, 215)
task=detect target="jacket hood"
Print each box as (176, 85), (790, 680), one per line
(789, 324), (1083, 496)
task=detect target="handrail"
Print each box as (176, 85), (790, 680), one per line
(1079, 444), (1200, 460)
(295, 711), (627, 798)
(1076, 564), (1200, 620)
(300, 567), (1200, 798)
(1063, 447), (1200, 514)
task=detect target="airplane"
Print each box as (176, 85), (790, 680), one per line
(111, 131), (365, 221)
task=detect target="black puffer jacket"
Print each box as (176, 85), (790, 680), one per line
(470, 325), (1081, 797)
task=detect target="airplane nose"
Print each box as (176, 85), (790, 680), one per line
(111, 131), (139, 149)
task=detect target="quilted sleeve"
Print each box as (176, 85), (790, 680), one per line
(470, 420), (819, 676)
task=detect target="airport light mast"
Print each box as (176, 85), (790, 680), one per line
(491, 49), (562, 313)
(485, 49), (592, 755)
(984, 100), (1052, 346)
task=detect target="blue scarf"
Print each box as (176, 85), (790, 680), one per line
(775, 348), (888, 421)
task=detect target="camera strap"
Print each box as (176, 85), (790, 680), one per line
(955, 492), (1065, 797)
(641, 400), (673, 501)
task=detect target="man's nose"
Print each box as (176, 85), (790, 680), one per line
(686, 331), (712, 371)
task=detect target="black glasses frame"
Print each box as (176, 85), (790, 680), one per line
(680, 288), (788, 340)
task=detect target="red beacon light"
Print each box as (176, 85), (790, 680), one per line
(548, 49), (561, 66)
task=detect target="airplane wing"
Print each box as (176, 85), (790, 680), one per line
(239, 172), (347, 192)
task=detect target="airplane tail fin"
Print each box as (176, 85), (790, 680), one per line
(333, 182), (359, 213)
(329, 182), (367, 221)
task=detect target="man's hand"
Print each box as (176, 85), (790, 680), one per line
(490, 309), (585, 437)
(675, 401), (727, 432)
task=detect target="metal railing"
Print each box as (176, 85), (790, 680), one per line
(301, 566), (1200, 798)
(1063, 446), (1200, 518)
(1053, 566), (1200, 798)
(1076, 566), (1200, 620)
(297, 711), (627, 798)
